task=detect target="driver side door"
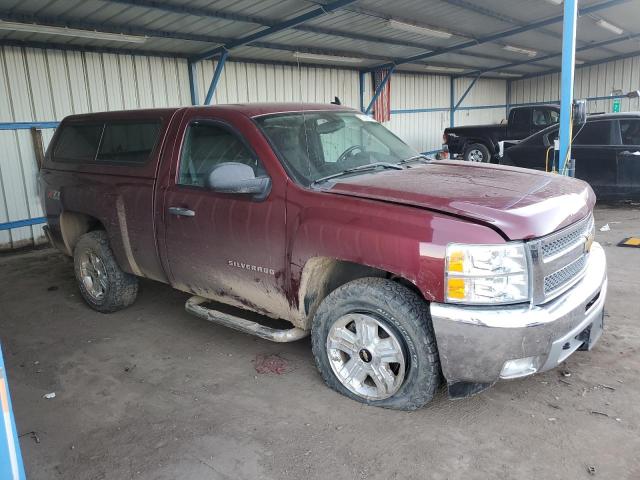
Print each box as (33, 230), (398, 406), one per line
(160, 116), (289, 318)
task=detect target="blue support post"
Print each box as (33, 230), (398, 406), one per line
(558, 0), (578, 175)
(449, 76), (455, 128)
(359, 71), (365, 113)
(0, 344), (26, 480)
(188, 61), (198, 105)
(365, 67), (395, 115)
(204, 50), (229, 105)
(506, 80), (512, 119)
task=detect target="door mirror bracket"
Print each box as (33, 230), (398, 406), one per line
(206, 162), (271, 201)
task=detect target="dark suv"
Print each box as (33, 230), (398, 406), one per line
(501, 112), (640, 200)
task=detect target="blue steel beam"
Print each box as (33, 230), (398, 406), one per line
(101, 1), (522, 66)
(449, 77), (455, 128)
(506, 80), (512, 118)
(440, 0), (619, 56)
(359, 71), (365, 113)
(0, 38), (390, 78)
(188, 61), (199, 105)
(0, 11), (394, 64)
(0, 11), (230, 45)
(0, 217), (47, 231)
(365, 67), (395, 115)
(204, 50), (229, 105)
(365, 0), (630, 72)
(103, 1), (514, 64)
(0, 121), (58, 130)
(467, 30), (640, 77)
(558, 0), (578, 175)
(0, 38), (185, 59)
(454, 76), (480, 110)
(191, 0), (357, 62)
(519, 48), (640, 80)
(5, 8), (633, 77)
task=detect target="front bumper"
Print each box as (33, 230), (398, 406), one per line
(430, 242), (607, 394)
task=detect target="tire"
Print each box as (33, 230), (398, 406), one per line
(464, 143), (491, 163)
(311, 277), (440, 410)
(73, 230), (138, 313)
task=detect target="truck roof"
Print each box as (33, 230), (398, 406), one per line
(60, 103), (357, 123)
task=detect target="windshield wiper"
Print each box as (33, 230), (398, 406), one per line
(397, 154), (430, 165)
(311, 162), (403, 186)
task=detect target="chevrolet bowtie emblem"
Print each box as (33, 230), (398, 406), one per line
(584, 233), (594, 253)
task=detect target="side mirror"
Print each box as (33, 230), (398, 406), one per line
(206, 162), (271, 200)
(572, 100), (587, 125)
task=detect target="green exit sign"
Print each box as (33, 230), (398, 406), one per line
(613, 98), (621, 112)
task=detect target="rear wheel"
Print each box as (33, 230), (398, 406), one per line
(464, 143), (491, 163)
(311, 278), (440, 410)
(74, 230), (138, 312)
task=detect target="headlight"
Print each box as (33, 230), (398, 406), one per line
(445, 243), (530, 305)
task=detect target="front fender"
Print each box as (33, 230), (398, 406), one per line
(285, 184), (505, 311)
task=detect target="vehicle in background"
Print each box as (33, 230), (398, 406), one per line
(501, 112), (640, 201)
(443, 105), (560, 163)
(39, 103), (606, 410)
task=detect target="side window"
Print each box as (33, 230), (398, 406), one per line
(511, 109), (530, 129)
(53, 124), (103, 162)
(533, 109), (559, 127)
(97, 122), (161, 165)
(178, 122), (261, 187)
(573, 121), (611, 146)
(620, 120), (640, 146)
(532, 109), (548, 127)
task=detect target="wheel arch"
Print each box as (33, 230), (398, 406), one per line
(294, 256), (424, 330)
(59, 211), (105, 256)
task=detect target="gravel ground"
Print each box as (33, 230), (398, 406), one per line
(1, 205), (639, 480)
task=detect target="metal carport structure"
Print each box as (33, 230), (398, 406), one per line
(0, 0), (639, 248)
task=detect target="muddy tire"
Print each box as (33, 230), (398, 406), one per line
(464, 143), (491, 163)
(73, 230), (138, 313)
(311, 278), (440, 410)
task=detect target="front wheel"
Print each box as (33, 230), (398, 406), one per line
(464, 143), (491, 163)
(311, 278), (440, 410)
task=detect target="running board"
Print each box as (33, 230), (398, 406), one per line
(185, 296), (309, 343)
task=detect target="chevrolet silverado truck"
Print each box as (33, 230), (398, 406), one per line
(39, 103), (607, 410)
(444, 104), (560, 163)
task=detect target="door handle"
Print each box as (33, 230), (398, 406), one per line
(620, 151), (640, 156)
(168, 206), (195, 217)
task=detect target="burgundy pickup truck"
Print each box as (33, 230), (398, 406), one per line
(39, 103), (607, 410)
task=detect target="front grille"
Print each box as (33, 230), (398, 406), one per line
(544, 254), (588, 295)
(541, 214), (594, 259)
(528, 213), (595, 304)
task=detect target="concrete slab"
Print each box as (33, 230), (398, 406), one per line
(1, 205), (639, 479)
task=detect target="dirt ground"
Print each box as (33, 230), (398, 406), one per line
(1, 205), (639, 480)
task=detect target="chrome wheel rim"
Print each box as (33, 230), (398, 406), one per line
(79, 251), (107, 301)
(468, 149), (485, 162)
(326, 313), (406, 400)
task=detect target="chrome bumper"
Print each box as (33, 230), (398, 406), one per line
(431, 242), (607, 389)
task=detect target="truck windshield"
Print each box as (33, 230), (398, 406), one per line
(256, 111), (418, 185)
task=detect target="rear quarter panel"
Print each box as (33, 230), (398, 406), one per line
(39, 109), (183, 282)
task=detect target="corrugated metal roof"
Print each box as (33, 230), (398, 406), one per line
(0, 0), (636, 78)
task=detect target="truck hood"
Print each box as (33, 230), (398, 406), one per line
(325, 160), (595, 240)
